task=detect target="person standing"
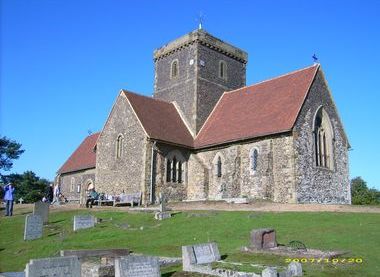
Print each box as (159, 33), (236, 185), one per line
(4, 183), (15, 216)
(47, 183), (54, 203)
(51, 184), (60, 205)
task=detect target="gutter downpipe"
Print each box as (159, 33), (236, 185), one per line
(150, 141), (157, 204)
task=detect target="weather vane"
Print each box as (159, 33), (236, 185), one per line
(312, 53), (319, 63)
(87, 129), (93, 135)
(197, 11), (205, 30)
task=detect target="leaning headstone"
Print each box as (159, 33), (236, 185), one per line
(287, 261), (303, 276)
(73, 215), (95, 231)
(24, 214), (43, 241)
(25, 256), (80, 277)
(33, 201), (49, 224)
(114, 255), (160, 277)
(154, 194), (171, 220)
(182, 242), (220, 271)
(250, 228), (277, 249)
(262, 267), (277, 277)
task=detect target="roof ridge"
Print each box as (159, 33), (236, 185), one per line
(225, 64), (319, 95)
(122, 89), (173, 105)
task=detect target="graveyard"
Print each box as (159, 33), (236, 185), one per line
(0, 204), (379, 276)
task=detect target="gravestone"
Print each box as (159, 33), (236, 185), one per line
(18, 198), (24, 204)
(287, 261), (303, 276)
(24, 214), (43, 241)
(33, 201), (49, 224)
(262, 267), (277, 277)
(114, 255), (160, 277)
(250, 228), (277, 249)
(25, 256), (80, 277)
(182, 242), (220, 271)
(154, 193), (171, 220)
(73, 215), (95, 231)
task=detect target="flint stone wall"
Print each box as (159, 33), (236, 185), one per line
(59, 168), (95, 204)
(187, 135), (296, 203)
(95, 94), (148, 203)
(152, 143), (190, 203)
(196, 43), (246, 131)
(293, 70), (350, 204)
(154, 37), (246, 133)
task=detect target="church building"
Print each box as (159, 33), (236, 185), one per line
(57, 29), (351, 205)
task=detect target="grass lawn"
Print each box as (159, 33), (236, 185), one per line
(0, 206), (379, 276)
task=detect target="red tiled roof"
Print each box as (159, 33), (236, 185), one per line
(58, 132), (99, 174)
(123, 90), (194, 147)
(195, 65), (319, 148)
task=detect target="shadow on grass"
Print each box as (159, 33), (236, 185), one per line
(19, 211), (32, 216)
(0, 248), (4, 252)
(162, 271), (176, 277)
(170, 212), (182, 217)
(47, 232), (60, 237)
(221, 254), (228, 260)
(49, 219), (65, 224)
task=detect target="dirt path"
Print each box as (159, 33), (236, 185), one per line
(169, 201), (380, 213)
(6, 201), (380, 216)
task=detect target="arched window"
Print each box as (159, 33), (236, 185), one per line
(178, 161), (182, 183)
(70, 177), (75, 192)
(116, 134), (124, 159)
(165, 150), (186, 183)
(217, 156), (222, 177)
(172, 156), (177, 182)
(250, 148), (259, 172)
(166, 159), (172, 182)
(219, 60), (227, 80)
(314, 107), (334, 169)
(171, 60), (179, 79)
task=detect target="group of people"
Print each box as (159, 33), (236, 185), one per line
(42, 183), (67, 205)
(2, 181), (102, 215)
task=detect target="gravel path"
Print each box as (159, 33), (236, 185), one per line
(8, 201), (380, 215)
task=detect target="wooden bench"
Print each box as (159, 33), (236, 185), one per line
(67, 197), (80, 203)
(95, 199), (115, 206)
(114, 192), (142, 207)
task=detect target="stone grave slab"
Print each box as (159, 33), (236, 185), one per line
(24, 214), (43, 241)
(262, 267), (277, 277)
(287, 261), (303, 276)
(25, 256), (80, 277)
(250, 228), (277, 249)
(114, 255), (160, 277)
(73, 215), (95, 231)
(60, 248), (130, 259)
(182, 242), (220, 271)
(154, 212), (171, 220)
(33, 201), (49, 224)
(0, 273), (25, 277)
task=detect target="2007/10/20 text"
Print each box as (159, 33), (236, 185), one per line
(285, 258), (363, 264)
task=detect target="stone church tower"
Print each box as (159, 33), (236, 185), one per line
(57, 28), (351, 206)
(153, 29), (248, 133)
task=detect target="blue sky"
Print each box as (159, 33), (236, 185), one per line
(1, 0), (379, 189)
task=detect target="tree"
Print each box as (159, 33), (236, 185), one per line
(5, 171), (50, 203)
(351, 177), (380, 205)
(0, 136), (25, 180)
